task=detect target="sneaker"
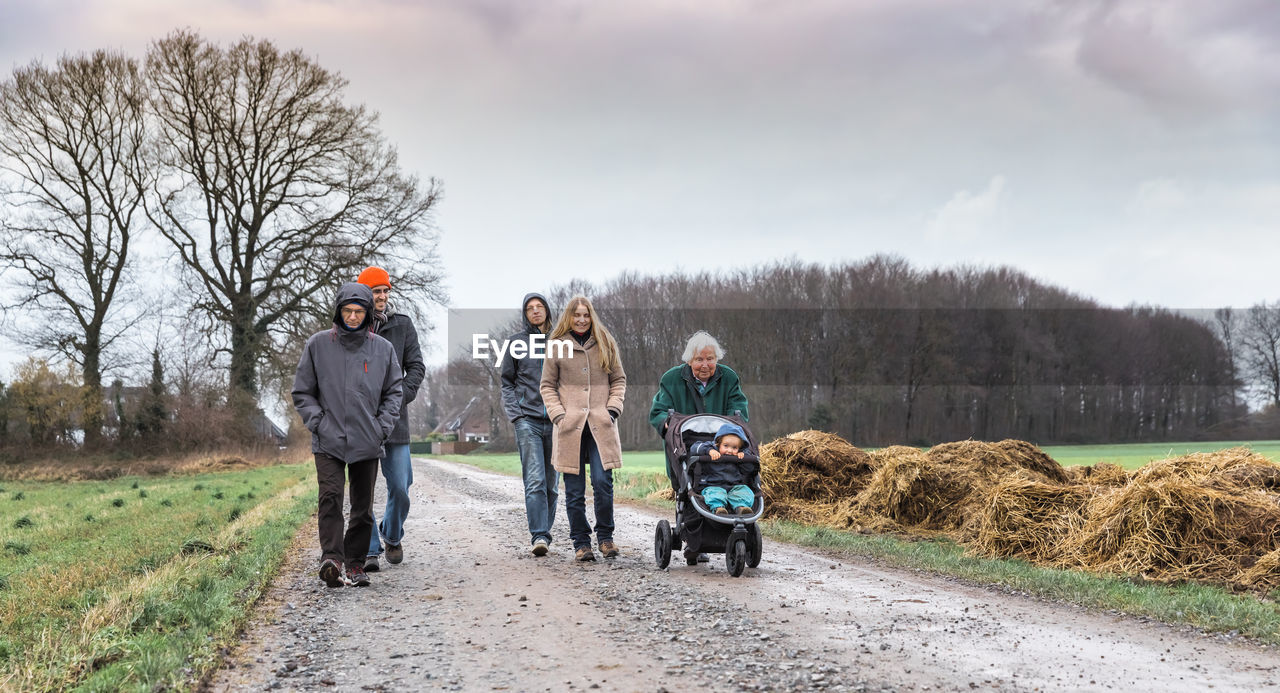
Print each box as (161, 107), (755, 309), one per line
(532, 538), (549, 556)
(575, 546), (596, 562)
(318, 558), (343, 588)
(734, 506), (752, 515)
(599, 540), (619, 558)
(714, 507), (729, 515)
(696, 553), (710, 563)
(364, 555), (380, 572)
(346, 563), (371, 587)
(385, 543), (403, 564)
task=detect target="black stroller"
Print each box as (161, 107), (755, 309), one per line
(654, 411), (763, 577)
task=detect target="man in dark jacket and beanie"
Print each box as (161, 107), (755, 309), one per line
(499, 292), (558, 556)
(293, 282), (404, 587)
(357, 266), (426, 572)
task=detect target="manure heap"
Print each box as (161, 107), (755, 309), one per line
(759, 431), (1280, 590)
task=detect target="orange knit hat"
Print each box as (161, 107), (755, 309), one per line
(357, 266), (391, 289)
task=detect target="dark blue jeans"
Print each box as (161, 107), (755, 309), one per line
(514, 417), (558, 545)
(367, 443), (412, 557)
(563, 429), (614, 550)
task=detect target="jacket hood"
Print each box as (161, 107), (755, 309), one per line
(521, 292), (551, 334)
(333, 282), (374, 331)
(714, 422), (749, 451)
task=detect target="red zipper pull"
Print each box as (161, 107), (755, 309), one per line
(364, 360), (368, 373)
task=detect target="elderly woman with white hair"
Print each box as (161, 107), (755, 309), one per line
(648, 329), (749, 479)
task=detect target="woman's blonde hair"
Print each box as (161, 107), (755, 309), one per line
(549, 295), (621, 373)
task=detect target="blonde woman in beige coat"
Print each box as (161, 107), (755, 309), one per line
(539, 296), (627, 562)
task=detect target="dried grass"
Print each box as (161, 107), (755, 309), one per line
(0, 447), (305, 482)
(756, 430), (1280, 593)
(966, 473), (1092, 562)
(1056, 450), (1280, 586)
(758, 430), (876, 509)
(845, 440), (1071, 532)
(1063, 462), (1130, 487)
(646, 487), (676, 502)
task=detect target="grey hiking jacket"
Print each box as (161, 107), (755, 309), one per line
(499, 292), (553, 423)
(292, 283), (404, 464)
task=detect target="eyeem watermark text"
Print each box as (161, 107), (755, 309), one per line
(472, 333), (573, 366)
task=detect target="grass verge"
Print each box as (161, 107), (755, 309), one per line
(0, 463), (316, 691)
(434, 450), (1280, 645)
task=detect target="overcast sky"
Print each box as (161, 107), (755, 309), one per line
(1, 0), (1278, 371)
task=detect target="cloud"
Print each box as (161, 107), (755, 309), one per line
(1074, 0), (1279, 118)
(1128, 178), (1189, 215)
(927, 176), (1007, 240)
(1127, 176), (1280, 227)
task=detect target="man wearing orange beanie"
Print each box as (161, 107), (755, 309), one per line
(357, 266), (425, 571)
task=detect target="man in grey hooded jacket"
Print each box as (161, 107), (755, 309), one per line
(293, 282), (404, 587)
(499, 292), (558, 555)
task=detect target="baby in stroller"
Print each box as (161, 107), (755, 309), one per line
(689, 423), (757, 516)
(654, 412), (764, 576)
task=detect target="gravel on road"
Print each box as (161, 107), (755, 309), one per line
(207, 457), (1280, 692)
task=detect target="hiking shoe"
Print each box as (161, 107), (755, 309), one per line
(714, 507), (729, 515)
(364, 555), (380, 572)
(346, 563), (371, 587)
(575, 546), (596, 562)
(319, 559), (343, 588)
(386, 543), (403, 564)
(599, 540), (619, 558)
(532, 538), (549, 556)
(734, 506), (752, 515)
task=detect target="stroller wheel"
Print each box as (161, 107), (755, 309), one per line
(746, 523), (762, 568)
(726, 538), (747, 577)
(654, 520), (673, 569)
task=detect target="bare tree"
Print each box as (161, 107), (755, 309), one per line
(1241, 302), (1280, 408)
(1214, 307), (1240, 410)
(145, 30), (444, 421)
(0, 51), (147, 446)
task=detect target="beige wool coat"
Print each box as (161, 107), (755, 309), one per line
(539, 336), (627, 474)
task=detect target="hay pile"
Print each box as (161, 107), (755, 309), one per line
(1063, 462), (1130, 487)
(967, 473), (1092, 562)
(1052, 450), (1280, 587)
(758, 432), (1280, 592)
(758, 430), (875, 506)
(845, 440), (1071, 532)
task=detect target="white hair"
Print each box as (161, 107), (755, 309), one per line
(681, 330), (725, 363)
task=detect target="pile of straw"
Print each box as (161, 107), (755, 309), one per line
(966, 474), (1092, 562)
(1063, 462), (1130, 487)
(845, 440), (1071, 532)
(756, 430), (1280, 592)
(843, 446), (969, 530)
(758, 430), (875, 507)
(1054, 450), (1280, 586)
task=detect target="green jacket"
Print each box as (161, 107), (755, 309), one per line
(648, 364), (749, 437)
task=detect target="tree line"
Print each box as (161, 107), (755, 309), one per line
(0, 30), (444, 456)
(427, 258), (1280, 451)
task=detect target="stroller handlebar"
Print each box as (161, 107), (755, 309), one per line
(689, 452), (759, 464)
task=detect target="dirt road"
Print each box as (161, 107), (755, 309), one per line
(209, 457), (1280, 692)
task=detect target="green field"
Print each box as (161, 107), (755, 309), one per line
(444, 440), (1280, 477)
(1041, 440), (1280, 470)
(0, 463), (315, 691)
